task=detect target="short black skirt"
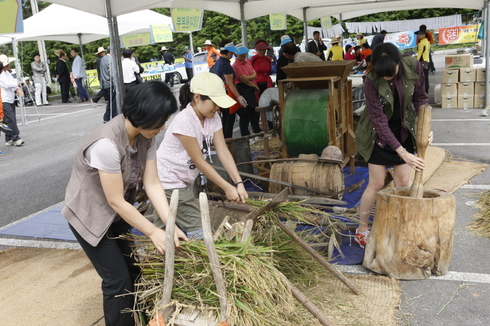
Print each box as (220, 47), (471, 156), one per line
(368, 137), (415, 166)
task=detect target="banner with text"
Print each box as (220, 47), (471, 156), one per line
(438, 24), (481, 45)
(383, 31), (417, 50)
(269, 14), (287, 30)
(0, 0), (23, 33)
(172, 8), (203, 32)
(121, 33), (152, 48)
(150, 24), (173, 43)
(321, 16), (332, 29)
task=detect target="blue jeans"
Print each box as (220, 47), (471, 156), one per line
(74, 78), (89, 101)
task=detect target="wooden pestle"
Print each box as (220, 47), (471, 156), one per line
(409, 105), (433, 198)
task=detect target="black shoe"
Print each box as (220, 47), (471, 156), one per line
(43, 103), (52, 106)
(62, 101), (72, 103)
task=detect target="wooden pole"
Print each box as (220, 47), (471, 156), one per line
(275, 220), (363, 295)
(410, 105), (433, 198)
(288, 280), (336, 326)
(159, 189), (179, 319)
(200, 193), (228, 321)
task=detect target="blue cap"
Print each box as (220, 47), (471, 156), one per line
(223, 42), (239, 53)
(235, 43), (249, 55)
(280, 35), (292, 46)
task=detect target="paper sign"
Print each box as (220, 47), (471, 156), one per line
(172, 8), (203, 32)
(151, 25), (174, 43)
(270, 14), (287, 31)
(321, 16), (332, 29)
(439, 24), (481, 45)
(0, 0), (23, 33)
(121, 33), (152, 48)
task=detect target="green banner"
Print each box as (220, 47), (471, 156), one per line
(151, 25), (174, 43)
(321, 16), (332, 29)
(0, 0), (23, 33)
(269, 14), (287, 31)
(121, 32), (152, 48)
(172, 8), (203, 32)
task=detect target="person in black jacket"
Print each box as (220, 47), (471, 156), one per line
(307, 31), (327, 60)
(55, 51), (71, 103)
(160, 46), (176, 87)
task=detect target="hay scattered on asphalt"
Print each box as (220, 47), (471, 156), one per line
(469, 190), (490, 238)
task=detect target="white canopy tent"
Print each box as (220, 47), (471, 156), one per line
(0, 4), (174, 124)
(45, 0), (490, 113)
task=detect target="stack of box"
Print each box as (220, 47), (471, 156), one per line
(474, 68), (486, 109)
(441, 54), (479, 109)
(440, 69), (459, 108)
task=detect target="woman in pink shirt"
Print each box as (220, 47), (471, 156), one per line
(344, 45), (357, 60)
(156, 72), (248, 239)
(232, 45), (262, 136)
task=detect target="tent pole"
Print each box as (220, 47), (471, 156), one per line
(29, 0), (51, 86)
(12, 39), (27, 126)
(189, 32), (195, 78)
(78, 33), (84, 59)
(240, 0), (248, 48)
(303, 7), (308, 52)
(105, 0), (124, 115)
(483, 1), (490, 116)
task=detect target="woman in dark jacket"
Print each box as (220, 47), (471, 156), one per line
(354, 43), (432, 249)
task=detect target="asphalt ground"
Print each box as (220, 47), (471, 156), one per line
(1, 50), (490, 325)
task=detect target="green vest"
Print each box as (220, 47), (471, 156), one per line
(355, 56), (420, 162)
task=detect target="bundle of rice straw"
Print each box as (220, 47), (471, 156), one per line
(469, 190), (490, 238)
(128, 199), (349, 325)
(130, 236), (310, 326)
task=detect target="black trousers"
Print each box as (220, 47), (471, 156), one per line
(236, 83), (261, 136)
(70, 219), (140, 326)
(59, 81), (70, 103)
(221, 108), (236, 139)
(103, 88), (118, 122)
(2, 102), (20, 141)
(92, 89), (105, 103)
(185, 68), (193, 81)
(423, 68), (429, 94)
(164, 72), (174, 87)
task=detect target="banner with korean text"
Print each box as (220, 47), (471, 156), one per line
(150, 25), (173, 43)
(438, 24), (481, 45)
(371, 31), (417, 50)
(172, 8), (203, 32)
(0, 0), (23, 33)
(121, 33), (152, 48)
(269, 14), (287, 30)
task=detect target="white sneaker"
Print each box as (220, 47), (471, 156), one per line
(13, 139), (24, 146)
(5, 140), (14, 146)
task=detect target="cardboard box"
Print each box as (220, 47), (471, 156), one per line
(441, 97), (458, 109)
(476, 68), (486, 82)
(458, 82), (474, 96)
(474, 96), (485, 109)
(441, 69), (459, 83)
(475, 82), (486, 97)
(445, 54), (473, 69)
(458, 94), (474, 109)
(459, 68), (476, 82)
(440, 83), (458, 98)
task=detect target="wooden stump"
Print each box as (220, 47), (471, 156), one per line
(363, 187), (455, 280)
